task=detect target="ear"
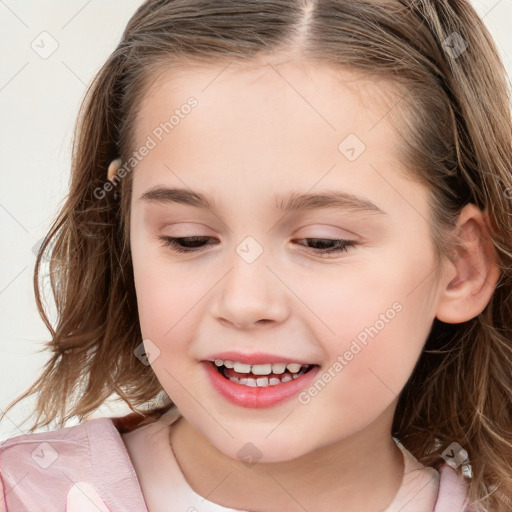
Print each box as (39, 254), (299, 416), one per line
(435, 203), (501, 324)
(107, 158), (122, 182)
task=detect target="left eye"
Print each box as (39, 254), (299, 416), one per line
(158, 236), (357, 255)
(293, 238), (357, 255)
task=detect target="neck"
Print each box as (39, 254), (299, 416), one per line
(169, 404), (404, 512)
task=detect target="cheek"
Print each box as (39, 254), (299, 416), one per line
(301, 245), (435, 411)
(130, 227), (202, 332)
(132, 250), (205, 400)
(290, 244), (434, 344)
(300, 300), (428, 440)
(133, 262), (201, 335)
(130, 236), (217, 396)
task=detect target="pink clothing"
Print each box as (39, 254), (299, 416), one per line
(0, 406), (472, 511)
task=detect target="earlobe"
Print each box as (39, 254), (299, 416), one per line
(107, 158), (122, 183)
(435, 203), (501, 324)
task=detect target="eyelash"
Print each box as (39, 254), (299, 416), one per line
(158, 236), (358, 256)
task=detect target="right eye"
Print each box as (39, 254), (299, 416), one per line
(158, 236), (215, 253)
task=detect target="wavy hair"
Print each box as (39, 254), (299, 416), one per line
(2, 1), (511, 509)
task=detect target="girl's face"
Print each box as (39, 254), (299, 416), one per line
(129, 57), (446, 462)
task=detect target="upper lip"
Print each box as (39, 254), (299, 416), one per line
(204, 351), (317, 366)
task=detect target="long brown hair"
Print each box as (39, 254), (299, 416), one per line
(2, 1), (511, 509)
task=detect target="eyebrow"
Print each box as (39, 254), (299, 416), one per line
(139, 186), (387, 215)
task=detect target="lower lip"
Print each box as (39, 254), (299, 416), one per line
(202, 361), (321, 409)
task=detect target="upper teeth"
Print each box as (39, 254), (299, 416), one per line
(214, 360), (308, 375)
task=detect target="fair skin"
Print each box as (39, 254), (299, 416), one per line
(115, 54), (500, 512)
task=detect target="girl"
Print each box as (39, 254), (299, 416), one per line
(1, 0), (511, 511)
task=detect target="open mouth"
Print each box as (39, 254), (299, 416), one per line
(210, 360), (317, 388)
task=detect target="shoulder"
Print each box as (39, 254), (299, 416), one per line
(0, 476), (5, 512)
(0, 414), (146, 511)
(0, 418), (107, 508)
(0, 415), (111, 469)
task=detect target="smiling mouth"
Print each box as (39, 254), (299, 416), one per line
(211, 360), (317, 387)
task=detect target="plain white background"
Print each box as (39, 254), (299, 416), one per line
(1, 0), (511, 439)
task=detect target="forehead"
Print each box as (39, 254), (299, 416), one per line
(132, 56), (403, 150)
(128, 57), (425, 223)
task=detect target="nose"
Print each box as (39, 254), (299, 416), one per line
(211, 244), (289, 330)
